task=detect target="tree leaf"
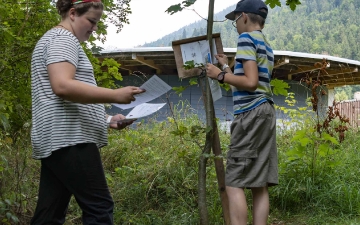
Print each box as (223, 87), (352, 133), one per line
(318, 143), (330, 157)
(322, 133), (339, 145)
(265, 0), (282, 9)
(165, 4), (182, 15)
(172, 86), (187, 95)
(286, 0), (301, 11)
(271, 79), (290, 96)
(189, 78), (198, 85)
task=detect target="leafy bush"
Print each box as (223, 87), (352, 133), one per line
(1, 102), (360, 224)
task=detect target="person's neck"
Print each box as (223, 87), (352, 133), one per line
(246, 24), (263, 32)
(55, 20), (74, 35)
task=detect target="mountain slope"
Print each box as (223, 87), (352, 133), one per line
(142, 0), (360, 61)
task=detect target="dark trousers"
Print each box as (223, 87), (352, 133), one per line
(31, 143), (114, 225)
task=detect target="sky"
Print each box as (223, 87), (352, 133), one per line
(99, 0), (236, 49)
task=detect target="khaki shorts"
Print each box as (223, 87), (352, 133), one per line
(225, 101), (278, 188)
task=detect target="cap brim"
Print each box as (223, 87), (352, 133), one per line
(225, 11), (235, 20)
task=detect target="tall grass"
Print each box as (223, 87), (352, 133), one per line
(1, 103), (360, 224)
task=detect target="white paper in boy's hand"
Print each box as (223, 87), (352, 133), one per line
(208, 78), (222, 102)
(125, 103), (166, 119)
(112, 75), (172, 110)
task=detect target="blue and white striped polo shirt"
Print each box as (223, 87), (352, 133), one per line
(232, 30), (274, 115)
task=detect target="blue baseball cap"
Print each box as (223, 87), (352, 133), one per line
(225, 0), (268, 20)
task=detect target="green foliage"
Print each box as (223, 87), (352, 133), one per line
(166, 0), (301, 15)
(0, 0), (131, 222)
(265, 0), (360, 61)
(172, 86), (187, 96)
(285, 0), (302, 11)
(183, 60), (204, 70)
(0, 130), (32, 224)
(271, 78), (290, 96)
(335, 89), (349, 101)
(150, 0), (360, 62)
(335, 85), (360, 101)
(0, 199), (19, 225)
(265, 0), (282, 8)
(85, 47), (123, 88)
(102, 112), (223, 224)
(165, 3), (182, 15)
(272, 89), (359, 217)
(0, 0), (131, 132)
(172, 76), (201, 96)
(219, 83), (231, 92)
(1, 102), (360, 223)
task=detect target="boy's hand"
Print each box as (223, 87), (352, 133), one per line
(206, 63), (222, 79)
(215, 54), (229, 66)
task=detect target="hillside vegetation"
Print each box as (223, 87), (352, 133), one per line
(143, 0), (360, 61)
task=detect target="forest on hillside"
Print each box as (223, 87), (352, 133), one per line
(143, 0), (360, 61)
(143, 0), (360, 100)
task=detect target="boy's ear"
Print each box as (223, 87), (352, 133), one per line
(243, 13), (248, 24)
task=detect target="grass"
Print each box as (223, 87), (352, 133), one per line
(1, 108), (360, 224)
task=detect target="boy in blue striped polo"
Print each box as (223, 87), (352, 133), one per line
(206, 0), (278, 224)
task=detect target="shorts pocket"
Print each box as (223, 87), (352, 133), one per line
(226, 149), (258, 180)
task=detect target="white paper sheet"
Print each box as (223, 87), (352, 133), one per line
(180, 39), (218, 65)
(181, 41), (204, 65)
(211, 39), (219, 64)
(208, 78), (222, 102)
(112, 75), (172, 110)
(125, 103), (166, 119)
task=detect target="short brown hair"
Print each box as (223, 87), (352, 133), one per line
(56, 0), (103, 18)
(247, 9), (267, 27)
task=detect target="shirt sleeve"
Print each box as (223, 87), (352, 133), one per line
(235, 32), (257, 62)
(45, 34), (79, 68)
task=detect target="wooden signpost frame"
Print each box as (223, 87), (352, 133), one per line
(172, 33), (224, 79)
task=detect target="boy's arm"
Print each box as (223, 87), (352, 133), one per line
(207, 60), (258, 92)
(207, 33), (258, 92)
(222, 60), (258, 92)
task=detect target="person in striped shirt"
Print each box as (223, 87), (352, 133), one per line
(30, 0), (144, 224)
(206, 0), (278, 224)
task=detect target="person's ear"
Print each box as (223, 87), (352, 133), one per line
(243, 13), (248, 24)
(69, 8), (76, 21)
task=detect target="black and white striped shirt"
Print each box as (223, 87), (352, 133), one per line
(31, 28), (107, 159)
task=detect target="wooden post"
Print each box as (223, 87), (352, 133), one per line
(204, 0), (230, 224)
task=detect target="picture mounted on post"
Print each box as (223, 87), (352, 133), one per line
(172, 33), (224, 79)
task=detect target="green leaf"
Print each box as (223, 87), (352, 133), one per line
(286, 0), (301, 11)
(183, 60), (195, 69)
(182, 0), (196, 7)
(189, 78), (198, 85)
(219, 83), (231, 91)
(299, 137), (312, 146)
(10, 214), (19, 223)
(190, 125), (205, 138)
(322, 133), (339, 145)
(265, 0), (281, 9)
(318, 143), (329, 157)
(172, 86), (187, 95)
(271, 79), (289, 96)
(4, 199), (11, 206)
(292, 129), (307, 141)
(165, 4), (182, 15)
